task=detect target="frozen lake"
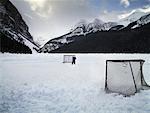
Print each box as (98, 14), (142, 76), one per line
(0, 53), (150, 113)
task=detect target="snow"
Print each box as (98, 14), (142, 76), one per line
(0, 54), (150, 113)
(2, 29), (38, 53)
(69, 19), (116, 37)
(86, 19), (105, 32)
(137, 14), (150, 25)
(70, 20), (88, 32)
(118, 9), (150, 26)
(42, 19), (118, 52)
(131, 24), (139, 29)
(131, 14), (150, 29)
(18, 34), (38, 53)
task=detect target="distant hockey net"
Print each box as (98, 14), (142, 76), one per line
(105, 60), (150, 96)
(63, 55), (75, 63)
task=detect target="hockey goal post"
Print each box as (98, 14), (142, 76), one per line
(63, 55), (76, 63)
(105, 60), (150, 96)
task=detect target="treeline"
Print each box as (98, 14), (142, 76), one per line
(0, 32), (32, 53)
(51, 23), (150, 53)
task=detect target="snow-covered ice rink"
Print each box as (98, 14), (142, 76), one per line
(0, 54), (150, 113)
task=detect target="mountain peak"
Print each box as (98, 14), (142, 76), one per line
(70, 19), (88, 36)
(119, 7), (150, 26)
(40, 13), (150, 53)
(93, 18), (104, 25)
(75, 19), (87, 27)
(70, 18), (116, 36)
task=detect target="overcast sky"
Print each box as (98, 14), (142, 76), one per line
(10, 0), (150, 45)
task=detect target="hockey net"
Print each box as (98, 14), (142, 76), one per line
(105, 60), (150, 96)
(63, 55), (75, 63)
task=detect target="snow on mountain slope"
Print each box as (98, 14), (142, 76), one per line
(119, 7), (150, 26)
(125, 13), (150, 29)
(0, 0), (39, 53)
(40, 19), (118, 53)
(86, 19), (105, 33)
(70, 20), (88, 36)
(102, 22), (118, 31)
(0, 54), (150, 113)
(70, 19), (117, 36)
(41, 6), (150, 53)
(137, 13), (150, 26)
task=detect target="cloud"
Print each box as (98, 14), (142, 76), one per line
(97, 10), (121, 22)
(23, 0), (93, 19)
(10, 0), (150, 42)
(24, 13), (33, 20)
(140, 5), (150, 13)
(118, 6), (150, 20)
(118, 10), (134, 19)
(103, 10), (108, 14)
(120, 0), (130, 8)
(21, 0), (97, 41)
(24, 0), (52, 18)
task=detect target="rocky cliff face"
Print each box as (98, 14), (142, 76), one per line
(0, 0), (38, 53)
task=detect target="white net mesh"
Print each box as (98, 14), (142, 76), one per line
(130, 62), (142, 91)
(63, 55), (75, 63)
(105, 60), (149, 95)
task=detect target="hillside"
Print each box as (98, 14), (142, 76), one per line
(50, 23), (150, 53)
(0, 0), (38, 53)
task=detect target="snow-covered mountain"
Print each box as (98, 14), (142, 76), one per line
(69, 20), (88, 36)
(124, 13), (150, 29)
(0, 0), (39, 53)
(137, 13), (150, 26)
(41, 13), (150, 53)
(70, 19), (117, 36)
(119, 7), (150, 26)
(40, 19), (118, 52)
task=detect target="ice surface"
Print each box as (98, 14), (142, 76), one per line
(0, 54), (150, 113)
